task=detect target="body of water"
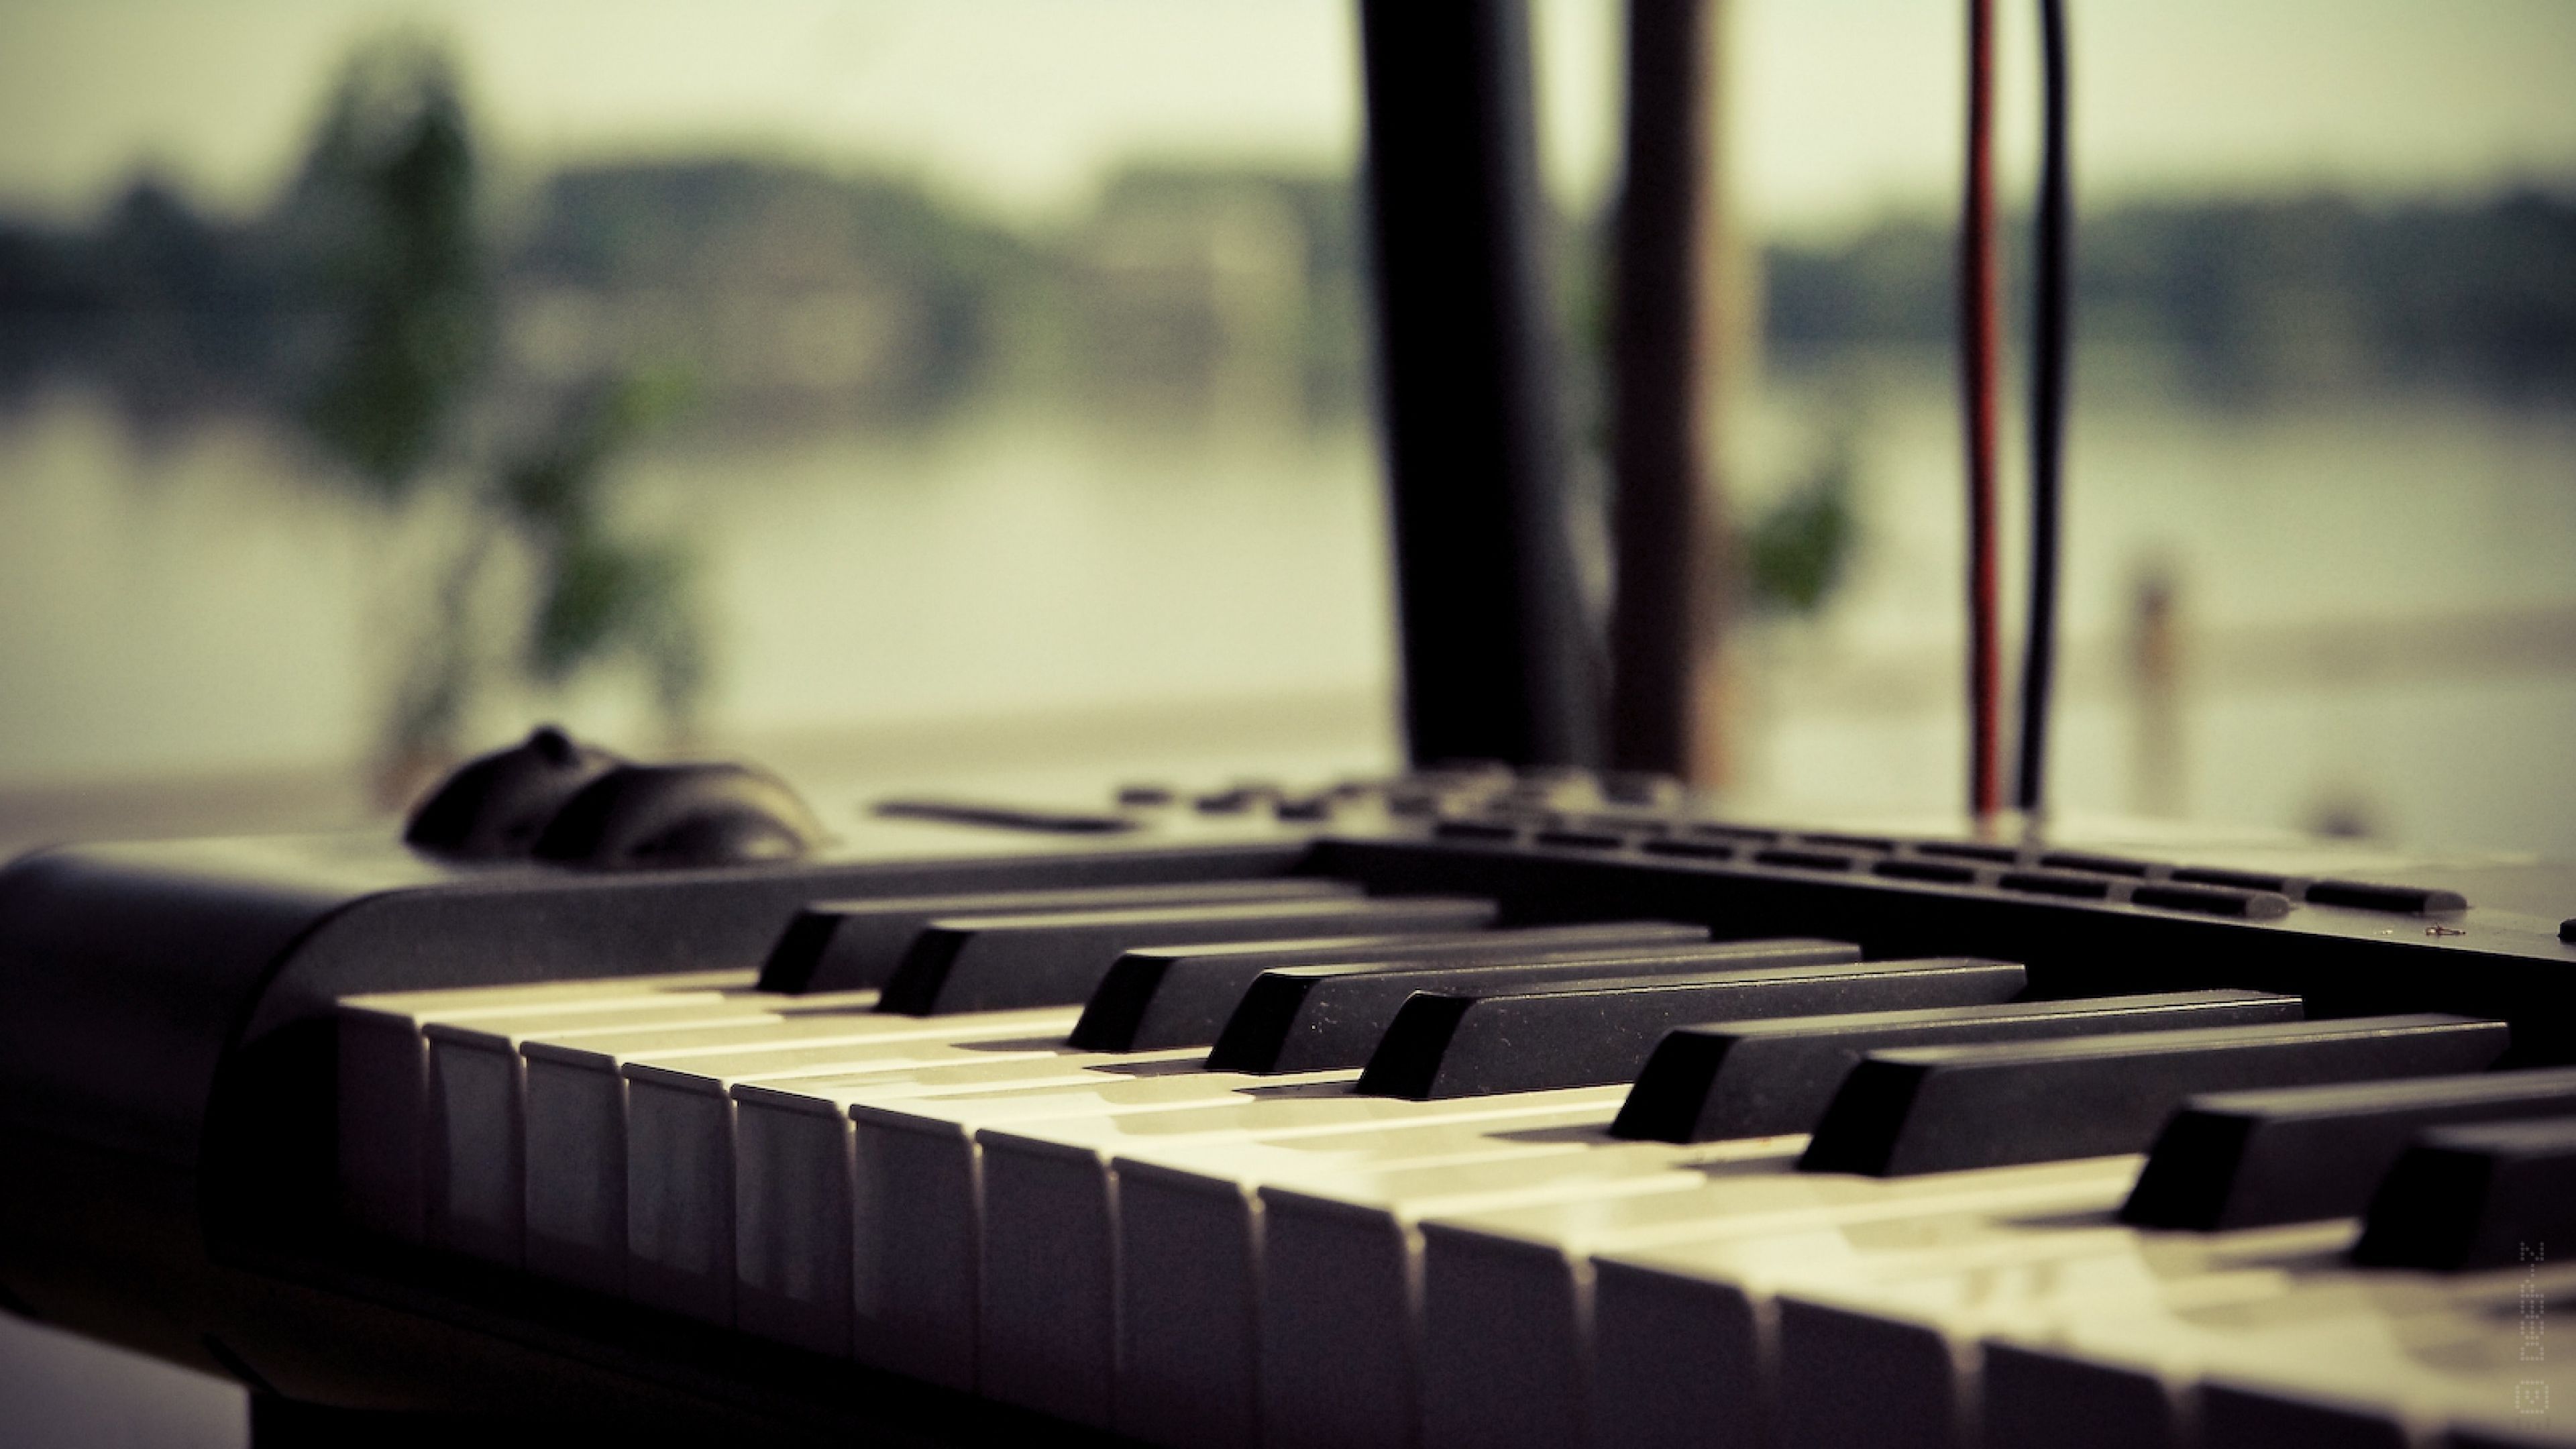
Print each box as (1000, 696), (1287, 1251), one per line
(1, 362), (2570, 855)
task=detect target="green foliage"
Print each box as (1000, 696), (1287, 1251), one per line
(1742, 437), (1858, 619)
(499, 372), (706, 724)
(282, 36), (705, 776)
(292, 35), (489, 500)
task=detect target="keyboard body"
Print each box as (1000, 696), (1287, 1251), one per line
(2, 773), (2571, 1444)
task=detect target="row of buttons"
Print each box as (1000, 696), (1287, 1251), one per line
(1425, 810), (2471, 918)
(1106, 768), (2476, 920)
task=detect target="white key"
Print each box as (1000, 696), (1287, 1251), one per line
(741, 1055), (1326, 1379)
(731, 1048), (1210, 1356)
(1004, 1087), (1726, 1428)
(1108, 1093), (1634, 1449)
(417, 994), (843, 1262)
(1579, 1159), (2155, 1449)
(1774, 1214), (2569, 1448)
(1969, 1238), (2576, 1449)
(335, 969), (755, 1242)
(977, 1085), (1721, 1433)
(838, 1072), (1598, 1423)
(853, 1069), (1450, 1402)
(1827, 1231), (2359, 1448)
(1251, 1134), (1815, 1449)
(1414, 1155), (2138, 1449)
(612, 1021), (1110, 1319)
(1585, 1171), (2487, 1449)
(513, 1004), (1072, 1307)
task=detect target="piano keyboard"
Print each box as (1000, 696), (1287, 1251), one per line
(333, 859), (2576, 1449)
(6, 756), (2573, 1447)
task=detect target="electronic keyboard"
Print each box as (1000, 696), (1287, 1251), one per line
(3, 737), (2571, 1448)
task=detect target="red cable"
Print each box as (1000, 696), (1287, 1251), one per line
(1962, 0), (2003, 818)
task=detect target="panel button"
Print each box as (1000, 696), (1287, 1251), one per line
(1801, 833), (1898, 853)
(1684, 822), (1781, 844)
(1998, 871), (2115, 900)
(1915, 841), (2021, 864)
(1872, 859), (1978, 885)
(2131, 883), (2293, 920)
(1754, 848), (1858, 872)
(873, 799), (1138, 834)
(2169, 865), (2298, 893)
(2037, 851), (2155, 877)
(2302, 879), (2470, 914)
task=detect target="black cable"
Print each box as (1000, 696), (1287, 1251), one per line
(1962, 0), (2002, 818)
(2015, 0), (2071, 814)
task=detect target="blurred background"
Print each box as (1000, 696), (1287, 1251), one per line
(0, 0), (2571, 866)
(0, 2), (2571, 1436)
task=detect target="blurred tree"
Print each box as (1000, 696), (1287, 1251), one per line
(1741, 433), (1858, 619)
(290, 36), (487, 499)
(287, 36), (704, 797)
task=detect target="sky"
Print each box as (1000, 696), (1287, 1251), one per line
(1, 0), (2571, 233)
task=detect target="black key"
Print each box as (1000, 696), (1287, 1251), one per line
(875, 895), (1497, 1015)
(759, 877), (1360, 992)
(2351, 1115), (2576, 1271)
(1801, 1015), (2511, 1177)
(2123, 1067), (2576, 1230)
(1358, 958), (2029, 1101)
(1067, 921), (1711, 1051)
(1205, 937), (1864, 1075)
(1614, 989), (2304, 1143)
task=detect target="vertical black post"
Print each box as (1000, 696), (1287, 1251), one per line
(1358, 0), (1598, 769)
(1607, 0), (1723, 780)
